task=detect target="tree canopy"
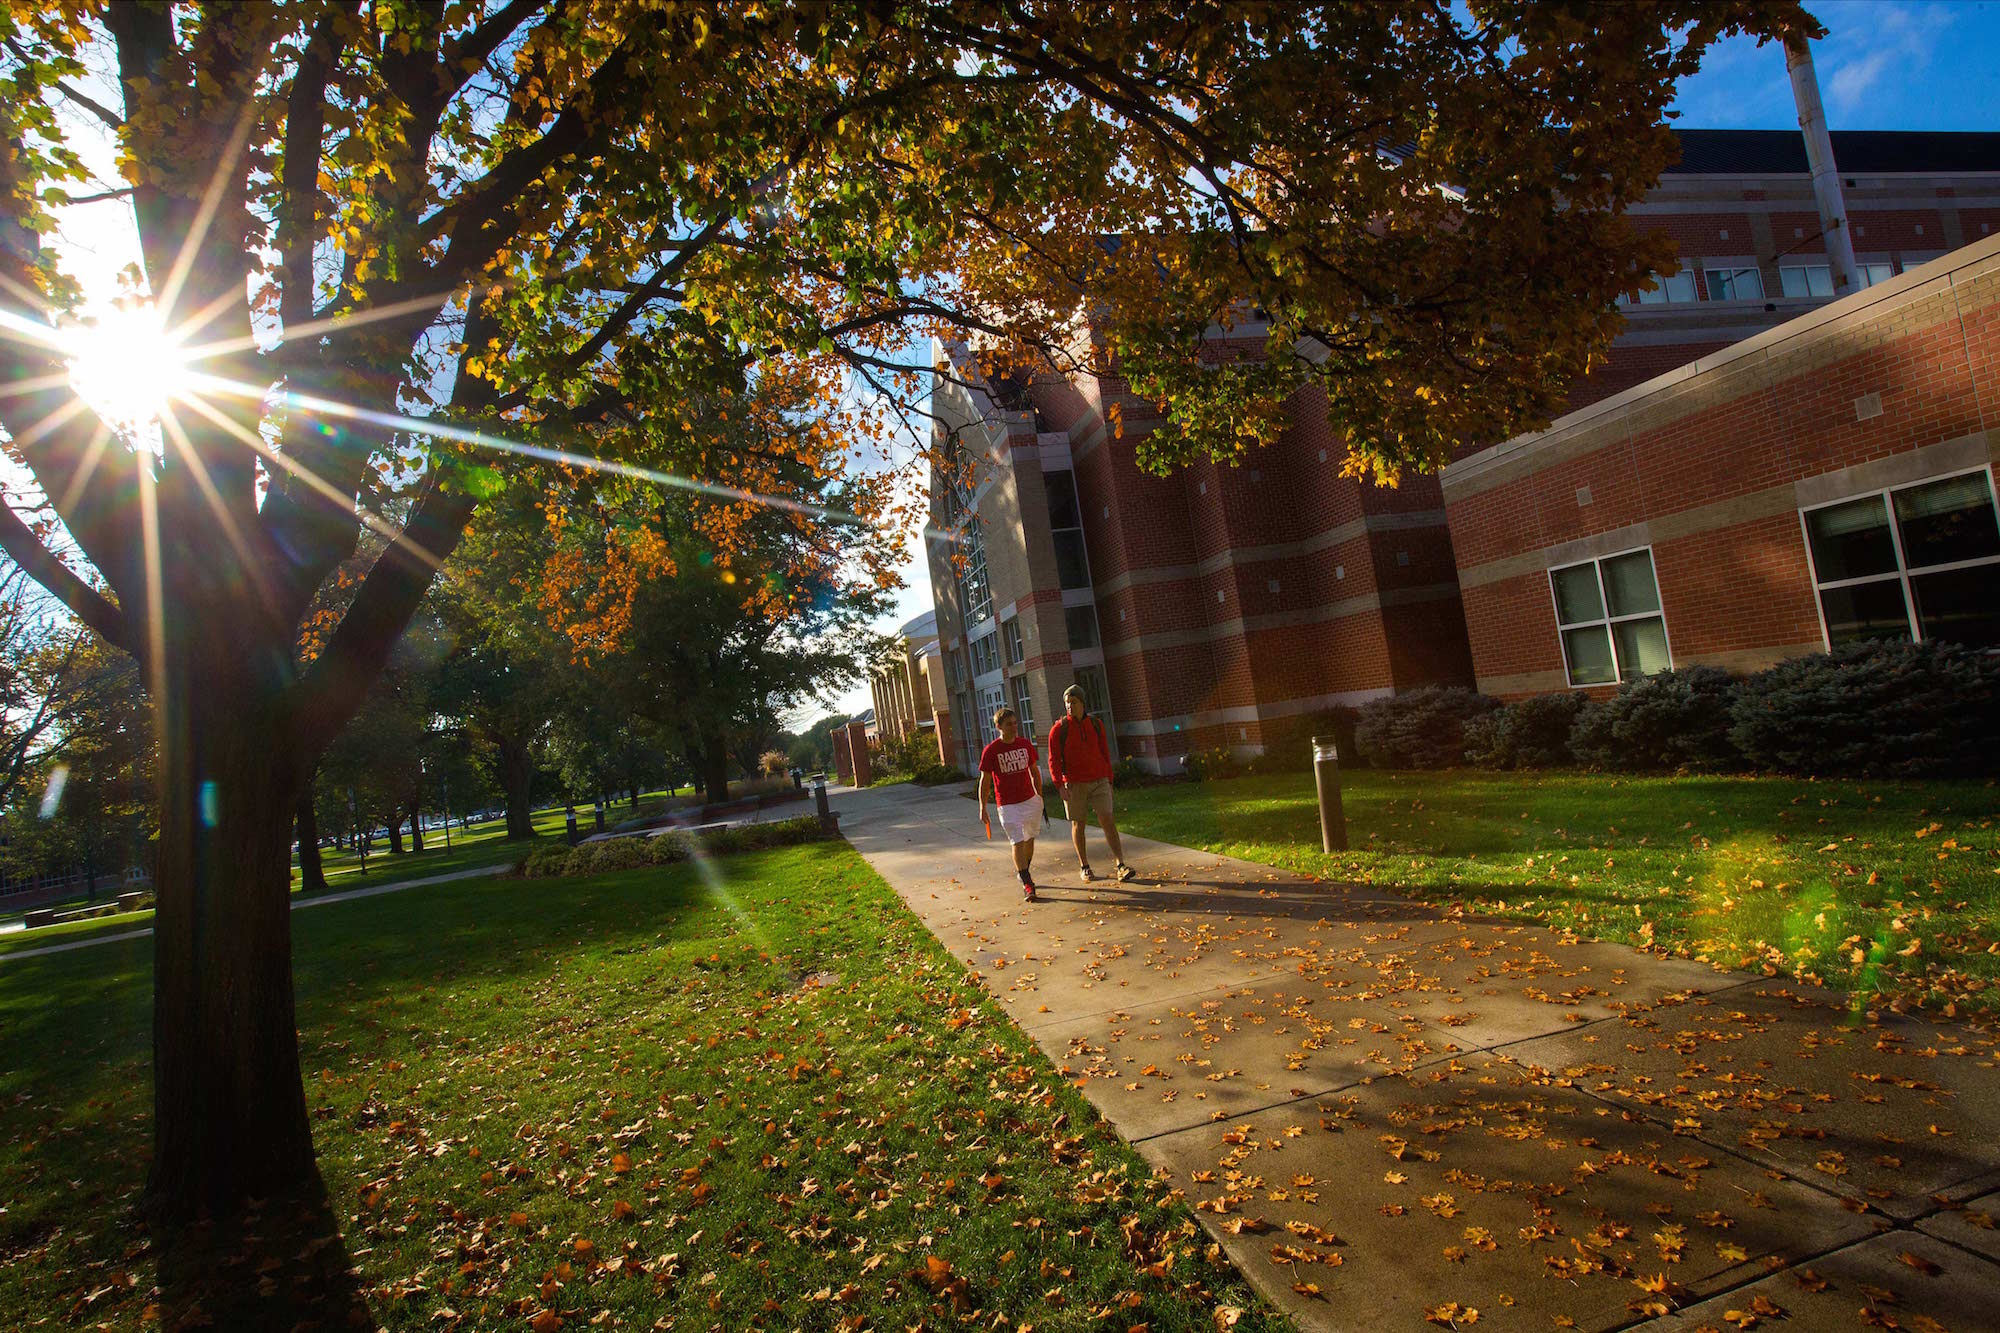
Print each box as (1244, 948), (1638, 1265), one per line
(0, 0), (1813, 1224)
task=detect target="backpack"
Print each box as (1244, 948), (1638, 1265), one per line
(1054, 714), (1104, 778)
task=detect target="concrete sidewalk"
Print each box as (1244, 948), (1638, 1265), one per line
(834, 781), (2000, 1332)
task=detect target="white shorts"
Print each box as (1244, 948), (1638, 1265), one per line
(996, 799), (1042, 844)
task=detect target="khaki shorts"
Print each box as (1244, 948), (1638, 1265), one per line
(1061, 778), (1114, 824)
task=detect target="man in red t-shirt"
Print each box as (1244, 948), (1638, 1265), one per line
(1047, 684), (1134, 883)
(977, 706), (1044, 902)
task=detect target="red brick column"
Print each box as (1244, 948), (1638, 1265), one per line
(932, 707), (954, 767)
(832, 727), (853, 782)
(844, 721), (872, 787)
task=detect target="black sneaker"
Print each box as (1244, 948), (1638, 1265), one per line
(1114, 862), (1136, 882)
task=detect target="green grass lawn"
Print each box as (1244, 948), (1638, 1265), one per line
(1079, 768), (2000, 1014)
(0, 840), (1280, 1331)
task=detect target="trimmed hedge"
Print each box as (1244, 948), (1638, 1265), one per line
(523, 815), (834, 879)
(1354, 687), (1501, 769)
(1729, 638), (2000, 778)
(1465, 691), (1588, 770)
(1568, 665), (1740, 772)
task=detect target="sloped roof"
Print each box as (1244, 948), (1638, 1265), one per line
(1667, 129), (2000, 176)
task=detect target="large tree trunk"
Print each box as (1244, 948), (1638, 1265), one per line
(498, 733), (535, 839)
(148, 631), (316, 1223)
(407, 806), (423, 852)
(296, 783), (325, 895)
(698, 724), (730, 806)
(387, 819), (404, 855)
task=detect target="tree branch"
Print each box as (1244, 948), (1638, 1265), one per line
(291, 475), (476, 759)
(0, 501), (136, 656)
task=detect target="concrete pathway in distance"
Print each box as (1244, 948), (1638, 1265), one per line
(833, 781), (2000, 1333)
(0, 863), (512, 963)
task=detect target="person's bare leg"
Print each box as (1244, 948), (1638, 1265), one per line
(1102, 814), (1126, 864)
(1013, 837), (1035, 874)
(1069, 811), (1089, 868)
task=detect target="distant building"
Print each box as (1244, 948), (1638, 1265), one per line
(923, 130), (2000, 771)
(869, 610), (948, 759)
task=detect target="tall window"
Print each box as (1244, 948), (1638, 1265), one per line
(1703, 266), (1763, 301)
(1802, 469), (2000, 649)
(978, 684), (1006, 746)
(957, 520), (994, 625)
(1779, 262), (1893, 297)
(1071, 664), (1115, 739)
(940, 444), (994, 625)
(1011, 675), (1036, 741)
(970, 630), (1000, 678)
(1064, 604), (1100, 650)
(1043, 469), (1092, 589)
(1003, 617), (1025, 665)
(1549, 549), (1671, 686)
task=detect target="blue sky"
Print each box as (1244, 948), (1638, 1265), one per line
(1669, 0), (2000, 130)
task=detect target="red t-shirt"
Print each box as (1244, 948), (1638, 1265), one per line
(978, 737), (1040, 807)
(1047, 714), (1112, 784)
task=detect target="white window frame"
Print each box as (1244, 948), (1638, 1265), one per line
(1798, 464), (2000, 649)
(977, 683), (1007, 746)
(1624, 263), (1697, 306)
(1003, 615), (1025, 666)
(1547, 545), (1674, 687)
(1779, 261), (1894, 298)
(1010, 674), (1036, 741)
(1702, 264), (1764, 302)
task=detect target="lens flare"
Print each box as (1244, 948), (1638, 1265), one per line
(62, 303), (191, 436)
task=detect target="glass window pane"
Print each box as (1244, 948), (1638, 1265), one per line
(1064, 604), (1099, 650)
(1858, 262), (1893, 288)
(1601, 550), (1661, 617)
(1072, 664), (1113, 737)
(1665, 270), (1696, 302)
(1706, 267), (1763, 301)
(1550, 564), (1604, 625)
(1043, 469), (1082, 531)
(1053, 530), (1091, 589)
(1612, 617), (1672, 680)
(1911, 567), (2000, 649)
(1781, 265), (1833, 298)
(1819, 578), (1913, 646)
(1806, 495), (1899, 582)
(1562, 626), (1617, 685)
(1892, 472), (2000, 569)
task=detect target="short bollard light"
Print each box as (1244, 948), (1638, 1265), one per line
(1312, 734), (1348, 854)
(564, 805), (579, 846)
(593, 798), (606, 833)
(812, 775), (833, 831)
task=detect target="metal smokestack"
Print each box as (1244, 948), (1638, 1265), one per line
(1785, 34), (1860, 296)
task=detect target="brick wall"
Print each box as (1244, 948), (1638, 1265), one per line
(1443, 235), (2000, 699)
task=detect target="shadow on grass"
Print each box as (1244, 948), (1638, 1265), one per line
(0, 843), (861, 1329)
(149, 1182), (369, 1333)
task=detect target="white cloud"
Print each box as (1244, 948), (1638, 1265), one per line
(1823, 1), (1954, 117)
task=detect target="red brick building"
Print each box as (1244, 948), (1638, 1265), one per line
(1443, 229), (2000, 699)
(925, 131), (2000, 770)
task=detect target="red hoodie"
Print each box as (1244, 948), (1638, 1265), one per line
(1047, 713), (1112, 785)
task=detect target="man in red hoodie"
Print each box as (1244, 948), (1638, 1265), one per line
(1047, 685), (1134, 884)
